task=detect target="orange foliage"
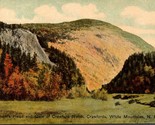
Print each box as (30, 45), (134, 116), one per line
(50, 74), (61, 99)
(37, 90), (46, 99)
(2, 66), (36, 100)
(1, 54), (68, 100)
(50, 74), (68, 99)
(4, 53), (13, 78)
(2, 66), (24, 99)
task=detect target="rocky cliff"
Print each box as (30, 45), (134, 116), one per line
(0, 28), (54, 66)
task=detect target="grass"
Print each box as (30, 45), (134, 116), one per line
(0, 94), (155, 124)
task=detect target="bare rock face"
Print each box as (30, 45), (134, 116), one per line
(0, 28), (54, 66)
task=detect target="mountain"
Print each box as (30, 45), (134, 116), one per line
(21, 19), (155, 91)
(0, 27), (54, 66)
(105, 52), (155, 94)
(0, 22), (85, 100)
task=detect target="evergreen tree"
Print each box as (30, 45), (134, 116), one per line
(49, 46), (85, 89)
(106, 52), (155, 94)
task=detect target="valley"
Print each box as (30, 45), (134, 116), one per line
(22, 19), (155, 90)
(0, 19), (155, 124)
(0, 0), (155, 124)
(0, 94), (155, 124)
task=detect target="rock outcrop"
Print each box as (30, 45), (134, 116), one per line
(0, 28), (54, 66)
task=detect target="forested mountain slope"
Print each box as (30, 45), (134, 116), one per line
(106, 52), (155, 93)
(22, 19), (154, 90)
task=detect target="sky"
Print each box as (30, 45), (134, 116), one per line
(0, 0), (155, 47)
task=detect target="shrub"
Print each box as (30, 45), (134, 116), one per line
(113, 95), (122, 99)
(115, 101), (121, 106)
(149, 101), (155, 107)
(128, 99), (136, 104)
(91, 89), (107, 101)
(68, 85), (90, 98)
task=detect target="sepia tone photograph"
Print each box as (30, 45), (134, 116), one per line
(0, 0), (155, 124)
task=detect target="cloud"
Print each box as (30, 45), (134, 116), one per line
(62, 3), (105, 20)
(0, 3), (105, 24)
(121, 6), (155, 25)
(0, 8), (16, 23)
(0, 8), (32, 24)
(33, 3), (105, 23)
(119, 25), (155, 47)
(140, 35), (155, 47)
(143, 38), (155, 47)
(33, 5), (65, 23)
(119, 25), (155, 35)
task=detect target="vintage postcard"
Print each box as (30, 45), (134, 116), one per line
(0, 0), (155, 124)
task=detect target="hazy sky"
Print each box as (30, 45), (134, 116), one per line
(0, 0), (155, 47)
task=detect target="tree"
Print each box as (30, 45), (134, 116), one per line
(4, 53), (13, 78)
(4, 66), (25, 100)
(107, 52), (155, 93)
(49, 46), (85, 89)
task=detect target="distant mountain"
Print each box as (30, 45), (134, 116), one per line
(21, 19), (155, 91)
(105, 52), (155, 94)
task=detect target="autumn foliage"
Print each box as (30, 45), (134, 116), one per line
(0, 41), (85, 100)
(4, 53), (13, 78)
(0, 52), (68, 100)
